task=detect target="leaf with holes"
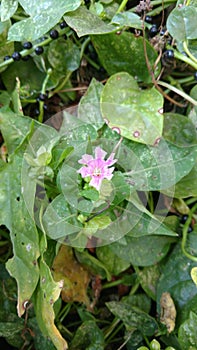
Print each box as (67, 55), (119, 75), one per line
(0, 155), (40, 317)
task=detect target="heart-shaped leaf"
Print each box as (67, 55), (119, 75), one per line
(101, 72), (163, 145)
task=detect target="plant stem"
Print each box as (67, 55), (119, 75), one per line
(158, 80), (197, 106)
(183, 41), (197, 64)
(172, 47), (197, 70)
(116, 0), (129, 14)
(0, 27), (70, 70)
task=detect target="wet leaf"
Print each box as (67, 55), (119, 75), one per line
(0, 107), (33, 154)
(111, 11), (143, 29)
(48, 38), (80, 73)
(92, 32), (160, 83)
(167, 6), (197, 42)
(43, 194), (82, 241)
(96, 245), (130, 275)
(178, 312), (197, 350)
(163, 113), (197, 147)
(28, 317), (56, 350)
(157, 234), (197, 326)
(69, 320), (105, 350)
(137, 265), (161, 300)
(174, 163), (197, 198)
(8, 0), (81, 41)
(52, 245), (91, 305)
(1, 58), (45, 93)
(0, 154), (40, 317)
(0, 21), (14, 73)
(75, 249), (112, 280)
(64, 6), (116, 37)
(78, 78), (104, 130)
(110, 234), (175, 266)
(33, 259), (68, 350)
(107, 301), (158, 335)
(101, 72), (163, 145)
(0, 0), (18, 21)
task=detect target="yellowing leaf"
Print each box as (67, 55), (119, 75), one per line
(52, 246), (91, 305)
(191, 267), (197, 286)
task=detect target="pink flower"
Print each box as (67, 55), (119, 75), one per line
(77, 146), (117, 191)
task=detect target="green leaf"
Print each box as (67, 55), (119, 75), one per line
(137, 265), (161, 301)
(69, 320), (105, 350)
(43, 194), (82, 241)
(123, 138), (197, 191)
(0, 156), (40, 317)
(8, 0), (81, 41)
(174, 163), (197, 198)
(163, 113), (197, 147)
(91, 32), (160, 83)
(64, 6), (116, 37)
(156, 235), (197, 326)
(122, 294), (151, 314)
(75, 249), (112, 280)
(111, 11), (143, 30)
(102, 127), (197, 191)
(110, 234), (174, 266)
(0, 0), (18, 21)
(167, 6), (197, 42)
(1, 58), (45, 93)
(78, 78), (105, 130)
(0, 322), (24, 337)
(96, 245), (130, 275)
(33, 259), (68, 350)
(28, 318), (56, 350)
(101, 72), (163, 145)
(106, 301), (158, 336)
(0, 107), (33, 154)
(48, 38), (80, 73)
(60, 112), (98, 142)
(191, 267), (197, 286)
(178, 312), (197, 350)
(0, 21), (14, 73)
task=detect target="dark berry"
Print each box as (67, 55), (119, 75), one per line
(149, 24), (158, 38)
(22, 55), (31, 61)
(163, 50), (174, 60)
(35, 46), (44, 55)
(49, 29), (59, 39)
(194, 72), (197, 81)
(12, 52), (21, 61)
(145, 15), (152, 23)
(38, 93), (47, 101)
(43, 104), (48, 111)
(4, 55), (11, 61)
(180, 214), (188, 224)
(59, 21), (67, 29)
(160, 28), (166, 36)
(23, 41), (33, 49)
(188, 226), (193, 233)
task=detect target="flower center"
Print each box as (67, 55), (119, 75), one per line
(93, 167), (102, 177)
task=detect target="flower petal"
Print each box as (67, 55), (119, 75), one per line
(95, 146), (107, 160)
(78, 154), (93, 165)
